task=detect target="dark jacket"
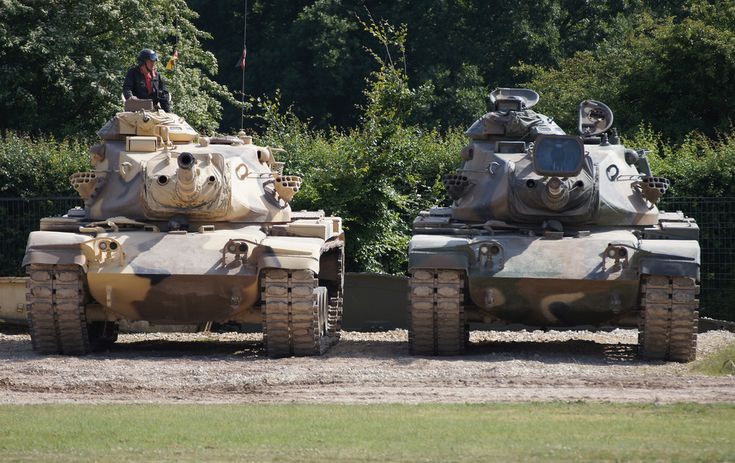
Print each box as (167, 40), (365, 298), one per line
(122, 66), (171, 112)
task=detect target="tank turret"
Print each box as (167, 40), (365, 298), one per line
(408, 88), (700, 363)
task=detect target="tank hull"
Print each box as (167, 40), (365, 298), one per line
(466, 277), (639, 326)
(24, 224), (338, 326)
(409, 228), (699, 327)
(86, 273), (260, 324)
(81, 227), (269, 324)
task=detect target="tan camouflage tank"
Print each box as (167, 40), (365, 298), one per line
(409, 88), (700, 362)
(23, 106), (344, 357)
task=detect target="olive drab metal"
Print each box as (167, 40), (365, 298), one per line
(23, 107), (345, 357)
(408, 88), (700, 362)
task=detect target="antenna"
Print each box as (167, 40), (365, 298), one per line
(240, 0), (248, 131)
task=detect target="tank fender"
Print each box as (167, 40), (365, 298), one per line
(408, 235), (472, 271)
(638, 239), (700, 279)
(258, 255), (320, 274)
(257, 236), (325, 274)
(22, 231), (88, 268)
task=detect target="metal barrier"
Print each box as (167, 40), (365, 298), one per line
(660, 197), (735, 320)
(0, 196), (733, 320)
(0, 197), (83, 277)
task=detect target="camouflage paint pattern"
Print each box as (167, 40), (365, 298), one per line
(24, 110), (344, 329)
(410, 88), (700, 330)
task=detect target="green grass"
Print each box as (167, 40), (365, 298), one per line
(1, 403), (734, 462)
(691, 341), (735, 376)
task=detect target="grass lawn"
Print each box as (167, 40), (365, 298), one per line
(0, 402), (733, 462)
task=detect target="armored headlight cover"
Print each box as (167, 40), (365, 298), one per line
(532, 135), (584, 177)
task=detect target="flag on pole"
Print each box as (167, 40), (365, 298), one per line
(165, 50), (179, 70)
(235, 48), (247, 70)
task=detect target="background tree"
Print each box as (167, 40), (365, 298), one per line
(519, 1), (735, 141)
(255, 19), (463, 273)
(192, 0), (656, 132)
(0, 0), (235, 137)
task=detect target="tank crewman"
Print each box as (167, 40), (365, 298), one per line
(122, 48), (172, 112)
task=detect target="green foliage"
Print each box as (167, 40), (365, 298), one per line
(624, 125), (735, 197)
(255, 93), (462, 274)
(193, 0), (657, 132)
(253, 21), (463, 273)
(690, 342), (735, 376)
(521, 1), (735, 140)
(0, 131), (89, 275)
(0, 0), (236, 136)
(0, 132), (89, 198)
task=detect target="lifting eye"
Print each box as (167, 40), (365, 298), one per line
(208, 175), (216, 183)
(158, 175), (168, 185)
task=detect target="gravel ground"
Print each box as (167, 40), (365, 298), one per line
(1, 329), (733, 404)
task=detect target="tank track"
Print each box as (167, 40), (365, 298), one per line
(326, 248), (344, 340)
(26, 264), (91, 355)
(638, 275), (699, 362)
(261, 269), (336, 357)
(408, 269), (466, 356)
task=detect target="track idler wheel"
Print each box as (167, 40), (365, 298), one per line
(408, 269), (467, 356)
(638, 275), (699, 362)
(261, 269), (334, 357)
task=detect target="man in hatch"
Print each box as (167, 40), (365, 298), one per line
(122, 48), (172, 112)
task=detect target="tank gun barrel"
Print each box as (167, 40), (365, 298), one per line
(546, 177), (564, 197)
(176, 152), (197, 190)
(174, 152), (199, 201)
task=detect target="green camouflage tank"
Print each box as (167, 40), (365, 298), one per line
(408, 88), (699, 362)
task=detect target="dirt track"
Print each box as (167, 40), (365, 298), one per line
(1, 329), (734, 404)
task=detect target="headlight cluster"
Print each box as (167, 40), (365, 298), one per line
(222, 239), (251, 266)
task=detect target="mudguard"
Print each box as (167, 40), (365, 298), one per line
(257, 236), (325, 274)
(22, 231), (88, 268)
(408, 235), (472, 271)
(638, 239), (700, 279)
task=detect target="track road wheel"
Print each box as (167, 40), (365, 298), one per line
(87, 321), (119, 350)
(408, 269), (466, 356)
(26, 264), (92, 355)
(638, 275), (699, 362)
(261, 269), (331, 357)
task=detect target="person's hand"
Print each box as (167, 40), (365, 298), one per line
(129, 96), (139, 100)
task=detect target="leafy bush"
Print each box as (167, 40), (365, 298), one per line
(0, 132), (89, 275)
(624, 125), (735, 197)
(251, 19), (465, 273)
(0, 132), (90, 198)
(255, 80), (463, 274)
